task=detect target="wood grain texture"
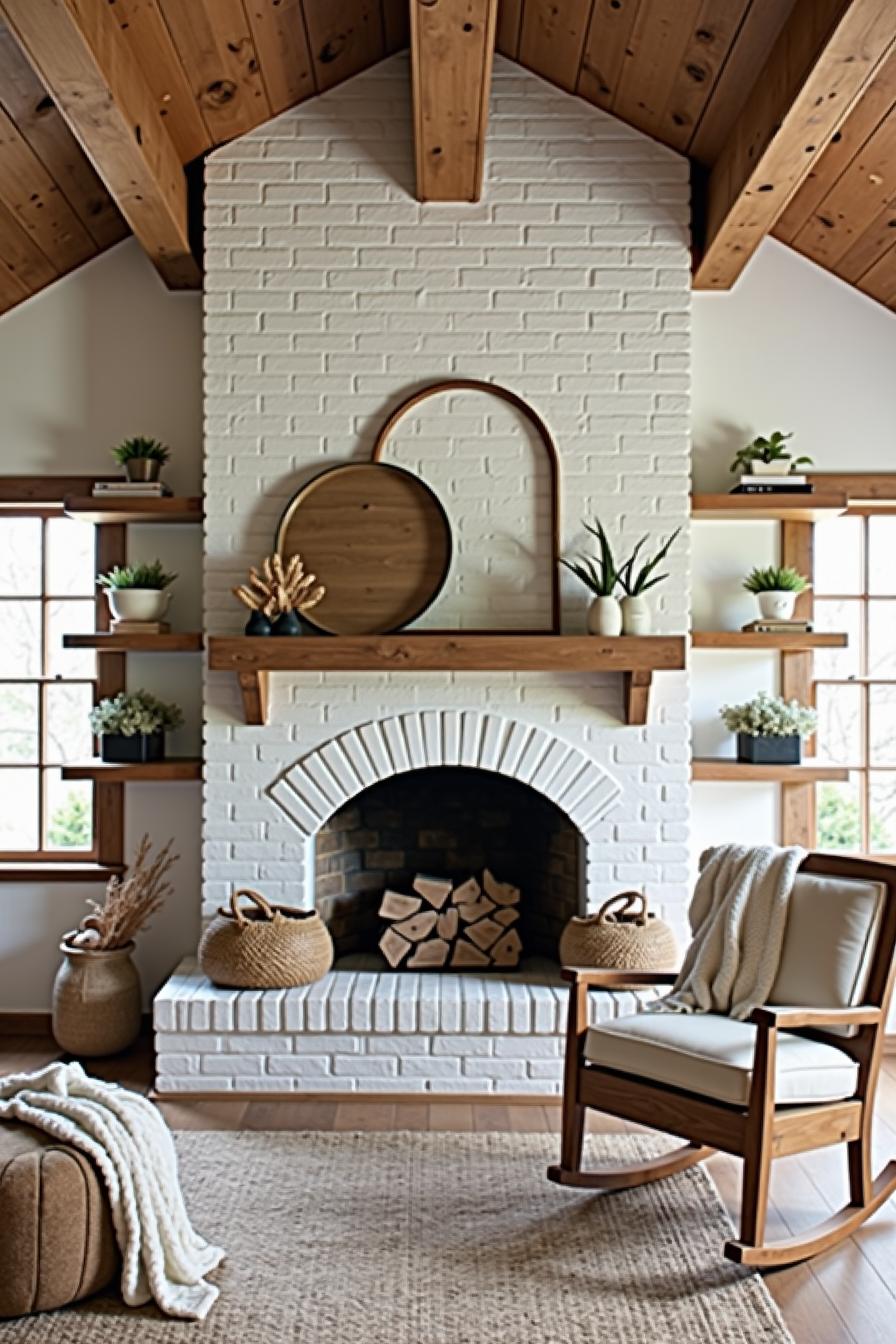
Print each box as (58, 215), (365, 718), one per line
(0, 103), (95, 272)
(691, 631), (847, 649)
(302, 0), (385, 93)
(64, 496), (203, 524)
(518, 0), (593, 93)
(610, 0), (706, 143)
(692, 492), (848, 522)
(63, 632), (203, 652)
(245, 0), (317, 115)
(577, 0), (641, 112)
(156, 0), (271, 144)
(0, 0), (200, 289)
(61, 758), (202, 782)
(694, 0), (896, 291)
(411, 0), (497, 203)
(495, 0), (522, 58)
(692, 759), (848, 783)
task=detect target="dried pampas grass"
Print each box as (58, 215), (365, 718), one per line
(69, 835), (178, 950)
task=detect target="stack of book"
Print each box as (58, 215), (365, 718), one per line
(742, 618), (813, 634)
(91, 480), (172, 499)
(731, 473), (813, 495)
(110, 619), (171, 635)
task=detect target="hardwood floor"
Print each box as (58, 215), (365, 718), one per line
(3, 1032), (896, 1343)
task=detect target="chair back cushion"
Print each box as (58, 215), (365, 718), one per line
(769, 871), (885, 1010)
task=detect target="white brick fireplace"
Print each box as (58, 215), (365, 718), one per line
(155, 54), (692, 1095)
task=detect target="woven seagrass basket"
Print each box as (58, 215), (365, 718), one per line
(199, 889), (334, 989)
(558, 891), (678, 972)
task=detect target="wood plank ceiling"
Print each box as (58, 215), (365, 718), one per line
(1, 0), (895, 317)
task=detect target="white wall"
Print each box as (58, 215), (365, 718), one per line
(0, 239), (203, 1011)
(691, 237), (896, 857)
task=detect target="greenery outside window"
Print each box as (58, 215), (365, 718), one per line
(814, 512), (896, 855)
(0, 510), (98, 859)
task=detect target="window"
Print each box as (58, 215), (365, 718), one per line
(814, 512), (896, 856)
(0, 510), (98, 859)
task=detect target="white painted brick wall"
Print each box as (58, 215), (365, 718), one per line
(183, 54), (692, 1094)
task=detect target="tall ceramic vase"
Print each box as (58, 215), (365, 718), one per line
(620, 594), (652, 635)
(587, 596), (622, 636)
(52, 940), (142, 1057)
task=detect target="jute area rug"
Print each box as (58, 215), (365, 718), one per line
(2, 1132), (792, 1343)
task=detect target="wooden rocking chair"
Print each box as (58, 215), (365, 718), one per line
(548, 853), (896, 1267)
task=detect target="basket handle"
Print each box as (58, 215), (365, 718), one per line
(230, 888), (276, 926)
(596, 891), (648, 925)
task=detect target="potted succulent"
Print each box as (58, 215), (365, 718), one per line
(617, 527), (681, 634)
(97, 560), (176, 624)
(89, 689), (183, 763)
(720, 691), (817, 766)
(730, 430), (813, 478)
(111, 435), (171, 483)
(53, 836), (176, 1056)
(743, 564), (809, 621)
(561, 519), (622, 636)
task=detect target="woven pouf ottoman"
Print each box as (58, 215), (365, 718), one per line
(0, 1121), (119, 1318)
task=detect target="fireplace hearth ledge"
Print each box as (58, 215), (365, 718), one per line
(153, 957), (658, 1096)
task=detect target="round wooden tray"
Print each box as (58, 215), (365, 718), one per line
(275, 462), (452, 635)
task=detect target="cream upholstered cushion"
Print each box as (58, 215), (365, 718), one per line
(584, 1013), (858, 1107)
(769, 872), (884, 1011)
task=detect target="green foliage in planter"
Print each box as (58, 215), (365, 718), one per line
(111, 436), (170, 466)
(97, 560), (176, 590)
(720, 691), (817, 739)
(729, 430), (813, 475)
(743, 565), (809, 595)
(561, 518), (621, 597)
(618, 527), (681, 596)
(89, 690), (183, 738)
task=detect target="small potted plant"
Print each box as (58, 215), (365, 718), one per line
(617, 527), (681, 634)
(720, 691), (817, 765)
(53, 836), (176, 1056)
(561, 519), (622, 636)
(743, 564), (809, 621)
(730, 430), (813, 478)
(97, 560), (176, 624)
(111, 435), (171, 483)
(89, 689), (183, 763)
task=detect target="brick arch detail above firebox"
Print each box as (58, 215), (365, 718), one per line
(267, 710), (622, 845)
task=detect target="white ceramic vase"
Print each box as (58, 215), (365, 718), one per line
(748, 459), (792, 476)
(105, 588), (171, 623)
(587, 596), (622, 636)
(756, 590), (797, 620)
(620, 594), (651, 635)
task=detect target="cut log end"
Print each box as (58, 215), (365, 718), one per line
(380, 870), (523, 971)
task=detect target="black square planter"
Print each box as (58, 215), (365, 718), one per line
(736, 733), (801, 765)
(100, 732), (165, 764)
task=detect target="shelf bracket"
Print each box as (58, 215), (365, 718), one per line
(238, 670), (269, 726)
(623, 669), (652, 725)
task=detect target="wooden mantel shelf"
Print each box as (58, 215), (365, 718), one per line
(692, 759), (848, 783)
(691, 492), (847, 523)
(207, 634), (687, 727)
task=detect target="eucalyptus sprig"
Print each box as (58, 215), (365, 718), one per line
(560, 518), (620, 598)
(618, 527), (681, 597)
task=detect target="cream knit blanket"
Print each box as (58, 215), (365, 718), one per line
(0, 1061), (224, 1320)
(651, 844), (807, 1020)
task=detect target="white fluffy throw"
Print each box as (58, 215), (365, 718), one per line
(651, 844), (807, 1021)
(0, 1061), (224, 1320)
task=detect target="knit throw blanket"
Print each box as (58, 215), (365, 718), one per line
(650, 844), (807, 1021)
(0, 1062), (224, 1320)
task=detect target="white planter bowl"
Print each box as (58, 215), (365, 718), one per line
(105, 588), (171, 622)
(749, 460), (793, 477)
(756, 590), (797, 620)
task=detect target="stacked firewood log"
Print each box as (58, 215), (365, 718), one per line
(378, 870), (522, 970)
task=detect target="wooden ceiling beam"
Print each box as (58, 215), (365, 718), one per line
(693, 0), (896, 292)
(411, 0), (498, 203)
(0, 0), (200, 290)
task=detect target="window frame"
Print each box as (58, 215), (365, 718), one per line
(810, 475), (896, 860)
(0, 477), (124, 879)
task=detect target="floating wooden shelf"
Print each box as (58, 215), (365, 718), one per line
(691, 492), (847, 523)
(207, 634), (688, 727)
(61, 759), (202, 782)
(691, 759), (849, 783)
(63, 632), (203, 652)
(63, 496), (203, 525)
(691, 631), (848, 651)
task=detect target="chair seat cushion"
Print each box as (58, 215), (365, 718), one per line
(584, 1012), (859, 1107)
(0, 1121), (119, 1318)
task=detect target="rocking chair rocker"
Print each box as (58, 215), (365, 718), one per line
(548, 853), (896, 1267)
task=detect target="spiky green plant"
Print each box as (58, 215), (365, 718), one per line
(729, 430), (812, 475)
(97, 561), (176, 591)
(561, 518), (621, 597)
(111, 436), (170, 465)
(742, 565), (809, 595)
(618, 527), (681, 597)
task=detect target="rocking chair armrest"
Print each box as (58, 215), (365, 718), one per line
(560, 966), (679, 989)
(750, 1005), (882, 1031)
